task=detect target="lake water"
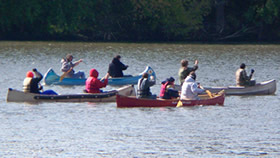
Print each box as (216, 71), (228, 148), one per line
(0, 42), (279, 157)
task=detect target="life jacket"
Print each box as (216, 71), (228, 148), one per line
(137, 78), (150, 96)
(23, 77), (32, 93)
(159, 81), (169, 97)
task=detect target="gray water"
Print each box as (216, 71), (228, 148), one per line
(0, 42), (279, 157)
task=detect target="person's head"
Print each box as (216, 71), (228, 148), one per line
(26, 71), (34, 78)
(167, 77), (175, 85)
(240, 63), (246, 69)
(181, 59), (188, 67)
(66, 54), (73, 62)
(89, 69), (99, 78)
(168, 77), (175, 83)
(115, 55), (121, 60)
(189, 71), (196, 80)
(142, 73), (148, 79)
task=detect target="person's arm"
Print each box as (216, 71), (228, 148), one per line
(191, 82), (205, 94)
(33, 69), (43, 82)
(147, 76), (156, 87)
(96, 78), (108, 88)
(73, 59), (83, 67)
(120, 61), (128, 70)
(32, 69), (43, 91)
(241, 70), (250, 81)
(192, 60), (199, 71)
(249, 69), (254, 80)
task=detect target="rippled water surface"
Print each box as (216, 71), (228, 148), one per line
(0, 42), (280, 157)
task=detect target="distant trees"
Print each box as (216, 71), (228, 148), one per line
(0, 0), (279, 42)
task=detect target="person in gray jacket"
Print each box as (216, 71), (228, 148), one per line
(137, 73), (156, 99)
(180, 71), (205, 100)
(61, 54), (85, 79)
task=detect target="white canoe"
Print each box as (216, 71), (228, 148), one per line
(175, 79), (276, 95)
(7, 85), (136, 103)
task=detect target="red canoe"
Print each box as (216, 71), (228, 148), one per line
(116, 90), (225, 108)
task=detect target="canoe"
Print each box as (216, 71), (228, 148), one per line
(6, 85), (135, 103)
(116, 90), (225, 108)
(175, 79), (276, 95)
(43, 66), (156, 86)
(204, 79), (276, 95)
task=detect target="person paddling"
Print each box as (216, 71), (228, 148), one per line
(60, 54), (85, 79)
(236, 63), (255, 86)
(180, 71), (205, 100)
(85, 69), (109, 93)
(108, 55), (129, 78)
(137, 73), (156, 99)
(23, 69), (57, 95)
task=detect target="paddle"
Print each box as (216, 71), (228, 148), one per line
(205, 90), (213, 98)
(200, 85), (213, 98)
(59, 59), (83, 82)
(59, 67), (73, 82)
(176, 100), (183, 107)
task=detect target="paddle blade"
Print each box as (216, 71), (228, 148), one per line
(176, 100), (183, 107)
(205, 90), (213, 98)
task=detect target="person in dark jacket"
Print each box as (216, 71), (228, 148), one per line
(137, 73), (156, 99)
(85, 69), (109, 93)
(108, 55), (128, 77)
(178, 59), (198, 85)
(23, 69), (57, 95)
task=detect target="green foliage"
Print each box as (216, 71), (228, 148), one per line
(0, 0), (279, 41)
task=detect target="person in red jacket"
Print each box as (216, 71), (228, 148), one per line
(85, 69), (109, 93)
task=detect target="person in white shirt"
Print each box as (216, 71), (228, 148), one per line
(180, 71), (205, 100)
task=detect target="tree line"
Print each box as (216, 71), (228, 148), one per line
(0, 0), (279, 42)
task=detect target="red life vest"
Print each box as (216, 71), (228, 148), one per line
(159, 82), (169, 97)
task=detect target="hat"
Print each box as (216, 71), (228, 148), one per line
(26, 71), (34, 78)
(168, 77), (175, 82)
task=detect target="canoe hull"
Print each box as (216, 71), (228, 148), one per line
(116, 91), (225, 108)
(175, 79), (276, 95)
(43, 66), (156, 86)
(7, 85), (135, 103)
(204, 79), (276, 95)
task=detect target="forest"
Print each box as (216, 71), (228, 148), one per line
(0, 0), (279, 42)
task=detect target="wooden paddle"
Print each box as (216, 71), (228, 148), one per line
(176, 100), (183, 107)
(200, 85), (213, 98)
(205, 90), (213, 98)
(59, 67), (73, 82)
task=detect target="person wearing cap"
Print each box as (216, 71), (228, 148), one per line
(180, 71), (205, 100)
(61, 54), (85, 79)
(137, 72), (156, 99)
(178, 59), (198, 85)
(23, 69), (57, 94)
(85, 69), (109, 93)
(159, 77), (179, 99)
(236, 63), (255, 86)
(107, 55), (129, 78)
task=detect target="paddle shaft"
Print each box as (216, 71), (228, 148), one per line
(60, 67), (73, 81)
